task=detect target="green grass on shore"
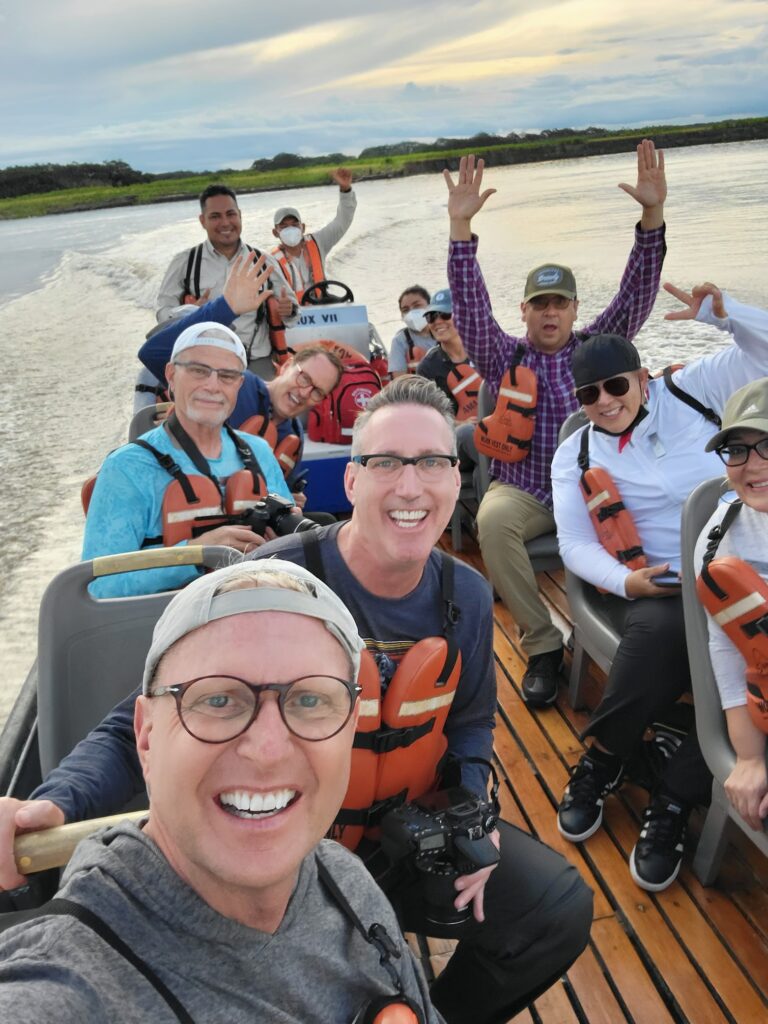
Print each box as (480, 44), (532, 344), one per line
(2, 118), (766, 220)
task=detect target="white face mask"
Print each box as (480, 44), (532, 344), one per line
(403, 308), (427, 333)
(279, 226), (303, 247)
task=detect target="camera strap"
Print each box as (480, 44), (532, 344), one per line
(164, 412), (265, 495)
(316, 860), (425, 1024)
(448, 758), (501, 822)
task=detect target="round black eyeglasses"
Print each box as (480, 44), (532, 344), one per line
(149, 675), (361, 743)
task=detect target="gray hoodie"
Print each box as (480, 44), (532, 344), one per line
(0, 822), (442, 1023)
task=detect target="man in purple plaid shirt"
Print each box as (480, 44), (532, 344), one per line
(445, 143), (667, 706)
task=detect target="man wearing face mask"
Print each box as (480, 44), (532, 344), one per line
(271, 167), (357, 302)
(389, 286), (434, 377)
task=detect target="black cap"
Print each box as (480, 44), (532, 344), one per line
(571, 334), (641, 388)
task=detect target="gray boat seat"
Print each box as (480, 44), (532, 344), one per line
(128, 402), (173, 442)
(555, 410), (625, 709)
(36, 546), (237, 778)
(680, 478), (768, 884)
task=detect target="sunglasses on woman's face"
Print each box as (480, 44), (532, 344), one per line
(574, 374), (632, 406)
(425, 311), (452, 324)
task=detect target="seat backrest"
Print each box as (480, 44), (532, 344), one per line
(36, 547), (236, 777)
(128, 402), (174, 443)
(558, 409), (588, 445)
(680, 476), (736, 783)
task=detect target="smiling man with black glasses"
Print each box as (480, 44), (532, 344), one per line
(550, 282), (768, 892)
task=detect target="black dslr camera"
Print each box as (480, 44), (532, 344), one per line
(380, 784), (500, 932)
(237, 493), (319, 538)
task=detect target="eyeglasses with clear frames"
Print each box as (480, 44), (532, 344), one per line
(173, 361), (244, 385)
(149, 675), (362, 743)
(293, 367), (329, 402)
(351, 454), (458, 479)
(714, 437), (768, 467)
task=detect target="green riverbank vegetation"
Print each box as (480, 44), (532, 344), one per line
(1, 117), (766, 220)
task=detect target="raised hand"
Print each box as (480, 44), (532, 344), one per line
(276, 286), (294, 319)
(663, 281), (727, 321)
(331, 166), (353, 190)
(444, 155), (497, 239)
(223, 254), (273, 316)
(618, 139), (667, 210)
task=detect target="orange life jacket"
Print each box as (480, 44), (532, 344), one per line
(266, 293), (293, 368)
(446, 361), (482, 422)
(577, 427), (647, 572)
(697, 502), (768, 733)
(271, 236), (324, 304)
(237, 413), (302, 483)
(298, 532), (463, 852)
(404, 329), (429, 374)
(134, 417), (267, 546)
(474, 348), (537, 462)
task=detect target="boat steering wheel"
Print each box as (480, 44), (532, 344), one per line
(300, 280), (355, 306)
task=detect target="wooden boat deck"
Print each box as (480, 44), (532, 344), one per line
(413, 534), (768, 1024)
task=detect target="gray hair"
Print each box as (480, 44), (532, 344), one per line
(351, 376), (457, 456)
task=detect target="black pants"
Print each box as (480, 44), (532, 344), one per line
(376, 820), (593, 1024)
(585, 594), (712, 806)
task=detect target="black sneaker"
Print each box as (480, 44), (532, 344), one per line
(557, 751), (624, 842)
(630, 795), (688, 892)
(522, 648), (563, 707)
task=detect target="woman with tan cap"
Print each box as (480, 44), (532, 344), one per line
(694, 377), (768, 832)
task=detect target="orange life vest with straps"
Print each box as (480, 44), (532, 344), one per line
(697, 501), (768, 733)
(237, 413), (302, 483)
(577, 427), (647, 572)
(271, 236), (324, 304)
(299, 531), (463, 852)
(404, 329), (429, 374)
(446, 361), (482, 422)
(134, 414), (268, 546)
(474, 346), (537, 462)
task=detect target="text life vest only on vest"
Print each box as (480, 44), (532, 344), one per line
(474, 345), (537, 462)
(237, 413), (302, 482)
(300, 532), (462, 852)
(134, 415), (267, 546)
(446, 361), (481, 422)
(697, 501), (768, 733)
(272, 236), (324, 304)
(577, 427), (647, 572)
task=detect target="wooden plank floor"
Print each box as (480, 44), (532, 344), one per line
(420, 530), (768, 1024)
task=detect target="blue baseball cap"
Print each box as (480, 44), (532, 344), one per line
(424, 288), (452, 315)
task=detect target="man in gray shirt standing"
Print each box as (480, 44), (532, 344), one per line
(0, 560), (441, 1024)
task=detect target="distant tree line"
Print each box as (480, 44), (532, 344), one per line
(0, 160), (203, 199)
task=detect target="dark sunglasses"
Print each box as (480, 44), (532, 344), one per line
(574, 375), (632, 407)
(425, 311), (452, 324)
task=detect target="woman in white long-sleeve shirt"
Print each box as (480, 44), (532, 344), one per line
(694, 378), (768, 832)
(551, 282), (768, 892)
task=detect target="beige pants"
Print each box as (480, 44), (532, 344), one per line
(476, 481), (562, 656)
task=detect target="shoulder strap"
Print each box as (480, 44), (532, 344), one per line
(165, 414), (222, 490)
(43, 898), (195, 1024)
(182, 244), (203, 300)
(300, 529), (326, 581)
(438, 552), (461, 686)
(576, 425), (592, 490)
(662, 366), (722, 428)
(316, 860), (406, 997)
(224, 424), (266, 492)
(133, 439), (199, 504)
(699, 499), (743, 599)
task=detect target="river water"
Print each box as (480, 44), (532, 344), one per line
(1, 140), (767, 727)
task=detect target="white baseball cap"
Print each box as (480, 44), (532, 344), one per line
(170, 321), (247, 369)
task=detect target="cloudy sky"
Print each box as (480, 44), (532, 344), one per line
(2, 0), (766, 172)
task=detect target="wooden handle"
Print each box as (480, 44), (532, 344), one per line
(14, 810), (148, 874)
(92, 546), (205, 577)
